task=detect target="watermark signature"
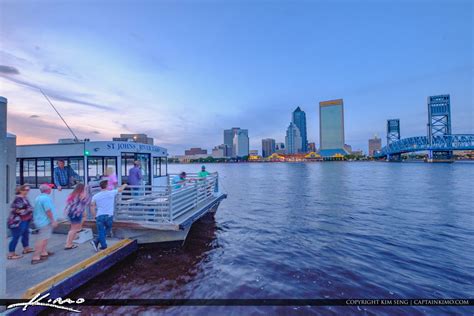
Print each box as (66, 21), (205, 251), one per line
(7, 293), (85, 313)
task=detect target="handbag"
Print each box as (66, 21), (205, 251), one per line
(7, 211), (21, 229)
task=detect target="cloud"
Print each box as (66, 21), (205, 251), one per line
(0, 73), (115, 111)
(0, 65), (20, 74)
(30, 114), (40, 118)
(8, 112), (110, 144)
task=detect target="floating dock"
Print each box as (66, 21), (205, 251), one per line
(4, 233), (137, 315)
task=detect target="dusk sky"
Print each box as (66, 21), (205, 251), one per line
(0, 0), (472, 155)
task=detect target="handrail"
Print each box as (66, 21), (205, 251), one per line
(114, 173), (220, 224)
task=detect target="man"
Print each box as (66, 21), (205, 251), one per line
(128, 160), (143, 196)
(32, 184), (58, 264)
(198, 165), (210, 178)
(128, 160), (143, 186)
(90, 179), (127, 251)
(53, 159), (79, 191)
(172, 172), (187, 189)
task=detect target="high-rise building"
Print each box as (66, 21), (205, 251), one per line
(185, 147), (207, 155)
(292, 107), (307, 152)
(308, 142), (316, 152)
(285, 122), (302, 154)
(319, 99), (347, 157)
(113, 133), (153, 145)
(224, 127), (245, 157)
(262, 138), (276, 158)
(232, 129), (249, 157)
(368, 135), (382, 157)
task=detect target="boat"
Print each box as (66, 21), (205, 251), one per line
(16, 140), (227, 245)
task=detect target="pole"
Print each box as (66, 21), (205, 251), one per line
(0, 96), (7, 300)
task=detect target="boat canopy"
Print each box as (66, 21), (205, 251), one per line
(16, 140), (168, 188)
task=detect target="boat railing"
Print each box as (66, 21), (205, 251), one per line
(114, 173), (219, 224)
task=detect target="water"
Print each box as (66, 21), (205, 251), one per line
(71, 162), (474, 315)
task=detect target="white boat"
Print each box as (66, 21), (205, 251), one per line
(16, 140), (226, 245)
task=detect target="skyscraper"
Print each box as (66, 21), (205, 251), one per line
(233, 129), (249, 157)
(292, 107), (307, 152)
(285, 122), (302, 154)
(224, 128), (241, 157)
(368, 135), (382, 157)
(319, 99), (346, 157)
(262, 138), (276, 158)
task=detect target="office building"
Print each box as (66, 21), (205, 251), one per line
(233, 129), (249, 157)
(292, 107), (308, 152)
(308, 142), (316, 153)
(285, 122), (302, 154)
(224, 128), (240, 157)
(368, 135), (382, 157)
(225, 127), (249, 157)
(262, 138), (276, 158)
(249, 150), (259, 156)
(212, 144), (228, 158)
(113, 133), (154, 145)
(319, 99), (347, 157)
(185, 147), (207, 156)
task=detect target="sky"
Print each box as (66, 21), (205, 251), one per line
(0, 0), (472, 155)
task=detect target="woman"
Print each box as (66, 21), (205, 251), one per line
(105, 167), (118, 190)
(64, 183), (91, 249)
(8, 184), (34, 259)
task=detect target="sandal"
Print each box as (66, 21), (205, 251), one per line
(64, 245), (78, 250)
(7, 254), (23, 260)
(22, 248), (34, 254)
(40, 251), (55, 258)
(31, 257), (47, 265)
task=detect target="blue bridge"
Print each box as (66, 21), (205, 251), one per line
(374, 134), (474, 158)
(374, 94), (474, 161)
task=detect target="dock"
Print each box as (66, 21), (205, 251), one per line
(4, 233), (137, 315)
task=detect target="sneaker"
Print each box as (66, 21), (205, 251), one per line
(90, 240), (98, 252)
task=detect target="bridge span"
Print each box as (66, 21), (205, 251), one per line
(375, 94), (473, 162)
(373, 134), (474, 159)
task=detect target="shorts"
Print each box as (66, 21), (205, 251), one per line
(68, 214), (83, 224)
(36, 225), (53, 240)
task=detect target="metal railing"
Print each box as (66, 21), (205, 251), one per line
(114, 173), (219, 224)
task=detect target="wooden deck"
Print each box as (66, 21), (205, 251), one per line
(6, 233), (137, 299)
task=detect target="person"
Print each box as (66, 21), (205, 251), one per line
(105, 167), (118, 190)
(53, 159), (80, 191)
(64, 183), (91, 250)
(32, 184), (59, 264)
(90, 179), (127, 251)
(7, 184), (34, 260)
(172, 172), (187, 189)
(128, 161), (143, 196)
(198, 165), (210, 178)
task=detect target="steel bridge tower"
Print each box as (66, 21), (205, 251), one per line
(427, 94), (452, 161)
(386, 119), (401, 161)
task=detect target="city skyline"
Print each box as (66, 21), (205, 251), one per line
(0, 0), (472, 155)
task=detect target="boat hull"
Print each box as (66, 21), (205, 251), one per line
(72, 198), (223, 245)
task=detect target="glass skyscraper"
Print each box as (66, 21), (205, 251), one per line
(292, 107), (307, 152)
(319, 99), (346, 156)
(285, 122), (302, 154)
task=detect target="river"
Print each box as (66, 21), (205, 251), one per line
(70, 162), (474, 315)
